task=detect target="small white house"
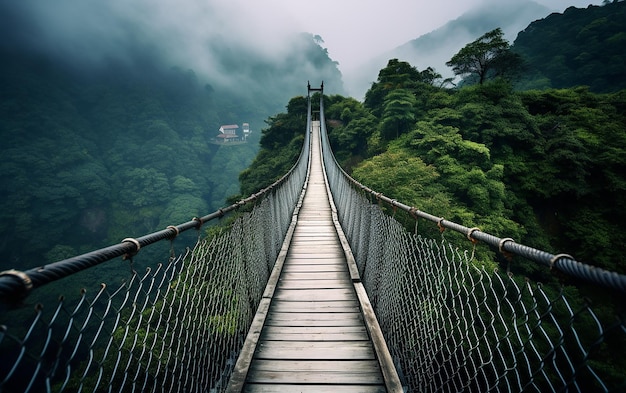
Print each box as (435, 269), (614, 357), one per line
(217, 124), (240, 142)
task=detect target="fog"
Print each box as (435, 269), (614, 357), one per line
(0, 0), (331, 95)
(0, 0), (604, 98)
(339, 0), (605, 98)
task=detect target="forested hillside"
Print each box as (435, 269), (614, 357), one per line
(513, 1), (626, 91)
(0, 31), (343, 271)
(241, 65), (626, 285)
(240, 59), (626, 380)
(241, 2), (626, 282)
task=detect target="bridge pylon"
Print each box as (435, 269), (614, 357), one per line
(307, 80), (323, 95)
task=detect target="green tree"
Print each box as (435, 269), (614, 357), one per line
(364, 59), (421, 117)
(446, 28), (523, 85)
(380, 89), (417, 140)
(324, 96), (377, 167)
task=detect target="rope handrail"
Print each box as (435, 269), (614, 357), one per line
(0, 103), (311, 303)
(318, 94), (626, 294)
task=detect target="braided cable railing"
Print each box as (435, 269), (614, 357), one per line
(318, 93), (626, 391)
(0, 92), (313, 392)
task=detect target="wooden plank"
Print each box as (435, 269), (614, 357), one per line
(265, 312), (363, 327)
(294, 220), (333, 224)
(295, 224), (333, 228)
(266, 311), (361, 321)
(286, 257), (345, 264)
(280, 270), (351, 278)
(261, 328), (369, 341)
(354, 282), (403, 392)
(280, 272), (350, 280)
(253, 341), (376, 360)
(287, 253), (344, 259)
(270, 300), (359, 313)
(288, 247), (344, 254)
(246, 370), (384, 384)
(289, 238), (337, 243)
(268, 306), (359, 314)
(290, 235), (337, 241)
(249, 359), (380, 372)
(293, 229), (335, 234)
(293, 230), (334, 235)
(277, 280), (349, 289)
(244, 384), (386, 393)
(292, 234), (334, 239)
(272, 288), (354, 301)
(282, 264), (346, 272)
(290, 238), (337, 243)
(293, 227), (335, 231)
(261, 325), (366, 335)
(260, 332), (368, 341)
(290, 239), (341, 245)
(264, 318), (362, 328)
(291, 234), (336, 239)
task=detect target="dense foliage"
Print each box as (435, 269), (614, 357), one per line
(513, 1), (626, 92)
(0, 31), (342, 272)
(237, 96), (309, 197)
(359, 64), (626, 279)
(237, 51), (626, 383)
(242, 55), (626, 281)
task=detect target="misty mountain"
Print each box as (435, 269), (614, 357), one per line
(512, 1), (626, 92)
(345, 0), (550, 98)
(0, 1), (345, 99)
(0, 1), (344, 271)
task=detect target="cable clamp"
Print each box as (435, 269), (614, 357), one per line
(549, 253), (573, 270)
(0, 269), (33, 295)
(437, 218), (446, 233)
(166, 225), (179, 239)
(193, 217), (203, 229)
(391, 201), (397, 216)
(466, 227), (481, 244)
(409, 207), (419, 220)
(498, 238), (515, 254)
(121, 238), (141, 260)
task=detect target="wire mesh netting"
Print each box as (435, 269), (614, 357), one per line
(0, 96), (311, 393)
(0, 195), (287, 392)
(320, 99), (626, 392)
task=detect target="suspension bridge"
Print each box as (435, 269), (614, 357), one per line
(0, 84), (625, 392)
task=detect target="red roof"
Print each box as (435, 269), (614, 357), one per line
(217, 134), (239, 139)
(221, 124), (239, 129)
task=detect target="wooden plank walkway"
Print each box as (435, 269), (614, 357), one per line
(228, 120), (398, 392)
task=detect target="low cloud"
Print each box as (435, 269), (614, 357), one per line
(0, 0), (332, 93)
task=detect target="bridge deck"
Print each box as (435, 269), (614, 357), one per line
(230, 121), (389, 392)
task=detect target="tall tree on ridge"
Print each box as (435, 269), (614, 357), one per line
(447, 28), (523, 85)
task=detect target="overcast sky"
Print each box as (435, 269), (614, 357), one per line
(266, 0), (604, 71)
(1, 0), (604, 88)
